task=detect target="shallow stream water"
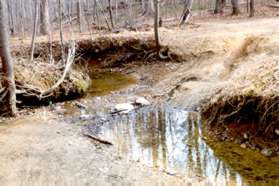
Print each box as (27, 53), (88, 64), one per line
(76, 71), (279, 185)
(85, 106), (279, 184)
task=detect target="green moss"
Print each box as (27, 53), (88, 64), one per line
(73, 78), (90, 93)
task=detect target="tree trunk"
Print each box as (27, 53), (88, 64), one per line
(59, 0), (65, 61)
(7, 1), (15, 36)
(214, 0), (226, 14)
(179, 0), (193, 25)
(77, 0), (85, 32)
(0, 1), (17, 116)
(154, 0), (160, 50)
(249, 0), (255, 17)
(142, 0), (154, 16)
(40, 0), (50, 35)
(231, 0), (240, 15)
(215, 0), (221, 13)
(30, 0), (39, 61)
(108, 0), (114, 29)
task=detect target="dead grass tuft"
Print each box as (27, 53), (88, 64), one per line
(202, 59), (279, 146)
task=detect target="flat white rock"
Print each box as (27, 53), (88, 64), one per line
(114, 103), (134, 113)
(135, 97), (151, 106)
(80, 114), (91, 120)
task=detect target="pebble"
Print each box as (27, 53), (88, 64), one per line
(80, 110), (91, 120)
(54, 105), (62, 111)
(80, 114), (91, 120)
(243, 133), (249, 139)
(135, 97), (151, 106)
(114, 103), (134, 114)
(240, 143), (247, 149)
(75, 102), (87, 109)
(202, 136), (208, 140)
(261, 148), (273, 157)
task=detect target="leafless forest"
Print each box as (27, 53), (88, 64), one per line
(0, 0), (279, 185)
(3, 0), (275, 36)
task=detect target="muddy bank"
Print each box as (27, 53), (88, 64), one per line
(2, 36), (180, 115)
(202, 51), (279, 154)
(5, 17), (279, 149)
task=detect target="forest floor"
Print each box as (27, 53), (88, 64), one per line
(0, 16), (279, 184)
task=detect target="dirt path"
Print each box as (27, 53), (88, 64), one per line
(1, 17), (279, 184)
(0, 111), (185, 185)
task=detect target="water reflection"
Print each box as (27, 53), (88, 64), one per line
(86, 105), (263, 184)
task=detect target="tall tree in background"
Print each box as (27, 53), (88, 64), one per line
(231, 0), (240, 15)
(40, 0), (50, 35)
(249, 0), (255, 17)
(153, 0), (160, 50)
(59, 0), (65, 61)
(108, 0), (114, 29)
(30, 0), (39, 61)
(142, 0), (154, 16)
(179, 0), (193, 25)
(214, 0), (226, 14)
(0, 0), (17, 116)
(77, 0), (85, 32)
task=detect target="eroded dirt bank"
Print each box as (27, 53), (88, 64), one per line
(0, 17), (279, 184)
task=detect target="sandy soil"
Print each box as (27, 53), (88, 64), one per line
(1, 17), (279, 184)
(0, 111), (186, 185)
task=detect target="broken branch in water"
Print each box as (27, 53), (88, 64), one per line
(83, 133), (113, 145)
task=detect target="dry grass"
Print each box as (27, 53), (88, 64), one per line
(202, 35), (279, 143)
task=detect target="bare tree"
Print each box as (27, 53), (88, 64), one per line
(179, 0), (193, 25)
(231, 0), (240, 15)
(154, 0), (160, 50)
(77, 0), (85, 32)
(40, 0), (50, 35)
(214, 0), (226, 14)
(249, 0), (255, 17)
(142, 0), (154, 16)
(108, 0), (114, 29)
(30, 0), (39, 61)
(59, 0), (65, 61)
(0, 0), (17, 116)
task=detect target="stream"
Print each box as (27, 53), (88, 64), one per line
(78, 71), (279, 184)
(87, 106), (236, 183)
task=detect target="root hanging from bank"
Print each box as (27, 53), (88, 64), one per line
(202, 95), (279, 151)
(74, 37), (182, 68)
(39, 42), (76, 98)
(13, 42), (90, 108)
(2, 36), (183, 113)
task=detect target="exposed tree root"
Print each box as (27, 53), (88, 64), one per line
(8, 42), (90, 110)
(0, 36), (182, 115)
(202, 95), (279, 151)
(74, 37), (182, 68)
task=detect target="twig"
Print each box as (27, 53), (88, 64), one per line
(83, 133), (113, 145)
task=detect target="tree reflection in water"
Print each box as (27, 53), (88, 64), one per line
(87, 105), (243, 184)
